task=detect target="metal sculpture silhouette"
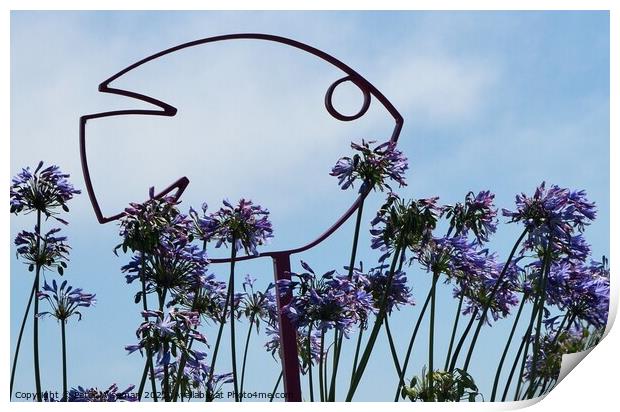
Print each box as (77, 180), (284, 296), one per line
(79, 33), (403, 402)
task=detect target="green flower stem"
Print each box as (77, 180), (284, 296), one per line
(514, 295), (543, 400)
(205, 278), (234, 402)
(159, 288), (170, 401)
(137, 252), (158, 402)
(384, 317), (403, 378)
(394, 288), (431, 401)
(490, 294), (527, 401)
(239, 314), (255, 402)
(307, 324), (315, 402)
(428, 272), (440, 397)
(33, 209), (43, 402)
(319, 332), (325, 401)
(328, 200), (365, 401)
(228, 245), (240, 402)
(501, 295), (540, 401)
(171, 241), (207, 401)
(460, 228), (529, 373)
(10, 276), (37, 399)
(349, 327), (364, 387)
(269, 371), (283, 402)
(448, 310), (477, 372)
(346, 245), (403, 401)
(526, 241), (553, 398)
(61, 320), (67, 401)
(444, 292), (464, 371)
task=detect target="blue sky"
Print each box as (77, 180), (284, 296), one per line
(10, 11), (609, 401)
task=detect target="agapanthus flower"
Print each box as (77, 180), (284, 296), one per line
(523, 325), (592, 383)
(278, 261), (373, 335)
(66, 384), (137, 402)
(331, 139), (408, 193)
(443, 190), (498, 244)
(402, 367), (480, 402)
(154, 358), (233, 400)
(14, 227), (70, 275)
(125, 309), (207, 368)
(116, 192), (193, 255)
(37, 279), (96, 321)
(10, 161), (80, 222)
(502, 182), (596, 254)
(169, 273), (230, 324)
(265, 324), (322, 374)
(418, 236), (519, 322)
(544, 258), (609, 328)
(370, 193), (442, 263)
(350, 264), (414, 314)
(190, 199), (273, 255)
(121, 242), (209, 299)
(237, 275), (275, 330)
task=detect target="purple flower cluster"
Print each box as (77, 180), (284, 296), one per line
(419, 236), (519, 322)
(237, 275), (275, 328)
(189, 199), (273, 256)
(544, 258), (610, 328)
(371, 193), (442, 263)
(10, 161), (80, 222)
(37, 279), (96, 322)
(14, 227), (70, 275)
(502, 182), (596, 253)
(264, 324), (322, 373)
(121, 243), (209, 297)
(117, 193), (193, 255)
(278, 261), (373, 336)
(351, 265), (414, 314)
(125, 309), (207, 368)
(156, 360), (233, 400)
(443, 191), (498, 244)
(331, 139), (408, 193)
(66, 384), (137, 402)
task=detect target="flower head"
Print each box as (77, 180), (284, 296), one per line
(502, 182), (596, 254)
(331, 139), (408, 193)
(278, 262), (373, 335)
(66, 384), (137, 402)
(37, 279), (96, 322)
(15, 228), (70, 275)
(10, 161), (80, 222)
(443, 191), (498, 244)
(371, 193), (442, 263)
(351, 264), (414, 314)
(190, 199), (273, 255)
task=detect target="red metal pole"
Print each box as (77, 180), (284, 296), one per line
(271, 252), (302, 402)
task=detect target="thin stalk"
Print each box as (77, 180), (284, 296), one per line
(205, 282), (233, 402)
(239, 314), (255, 401)
(349, 327), (364, 386)
(307, 324), (315, 402)
(319, 332), (325, 401)
(394, 288), (431, 401)
(448, 311), (477, 372)
(10, 277), (37, 399)
(171, 241), (207, 401)
(501, 295), (540, 401)
(228, 244), (239, 401)
(33, 210), (42, 402)
(460, 228), (529, 373)
(61, 320), (67, 401)
(328, 200), (365, 401)
(428, 272), (440, 397)
(490, 295), (527, 401)
(444, 292), (464, 371)
(346, 244), (403, 401)
(137, 252), (158, 402)
(514, 298), (542, 401)
(269, 371), (283, 402)
(159, 288), (170, 401)
(526, 241), (553, 398)
(384, 317), (403, 378)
